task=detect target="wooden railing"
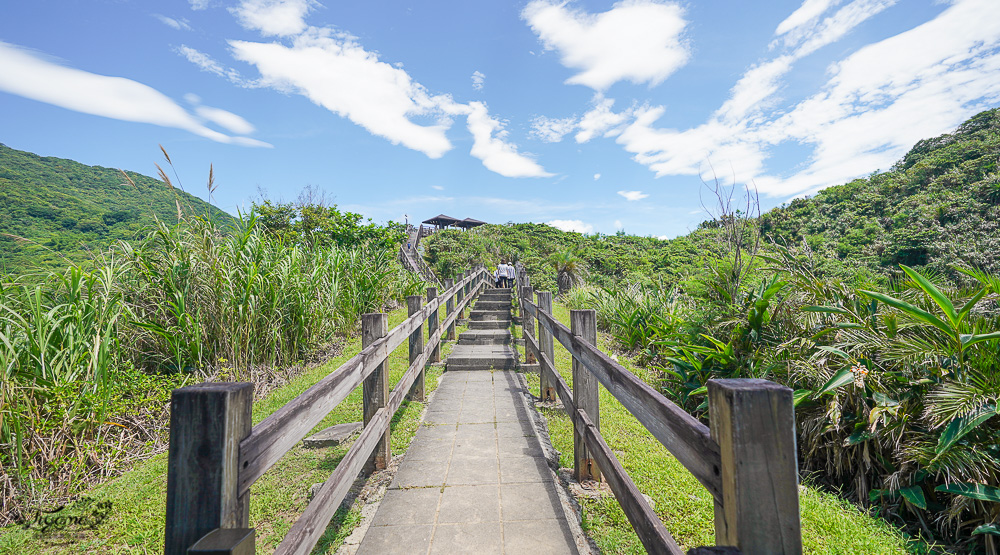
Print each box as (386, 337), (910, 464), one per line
(163, 268), (489, 555)
(515, 268), (802, 555)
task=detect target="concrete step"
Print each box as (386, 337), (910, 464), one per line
(474, 299), (511, 307)
(446, 344), (518, 370)
(468, 319), (510, 330)
(470, 310), (511, 321)
(459, 330), (511, 345)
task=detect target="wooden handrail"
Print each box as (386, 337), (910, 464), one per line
(165, 268), (489, 555)
(517, 281), (802, 554)
(523, 300), (723, 500)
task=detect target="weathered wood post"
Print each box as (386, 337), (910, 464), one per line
(427, 287), (440, 363)
(571, 309), (601, 482)
(444, 278), (456, 341)
(362, 313), (390, 470)
(536, 291), (555, 402)
(407, 295), (426, 401)
(521, 285), (536, 364)
(456, 273), (466, 320)
(708, 379), (801, 554)
(164, 382), (254, 555)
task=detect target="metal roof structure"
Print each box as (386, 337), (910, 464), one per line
(454, 218), (487, 229)
(422, 214), (461, 228)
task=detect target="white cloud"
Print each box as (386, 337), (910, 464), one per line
(471, 70), (485, 91)
(189, 0), (211, 9)
(547, 219), (593, 233)
(657, 234), (670, 240)
(614, 220), (623, 229)
(522, 0), (690, 90)
(610, 0), (1000, 197)
(466, 102), (553, 177)
(529, 115), (577, 143)
(155, 14), (192, 31)
(0, 41), (269, 147)
(576, 93), (630, 142)
(593, 173), (601, 180)
(195, 105), (256, 134)
(617, 190), (648, 201)
(431, 185), (444, 190)
(230, 30), (455, 158)
(230, 0), (317, 37)
(775, 0), (839, 37)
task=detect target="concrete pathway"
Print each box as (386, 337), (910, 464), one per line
(356, 288), (584, 554)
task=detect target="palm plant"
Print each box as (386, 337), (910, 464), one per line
(548, 248), (586, 294)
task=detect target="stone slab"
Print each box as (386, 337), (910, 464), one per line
(301, 421), (362, 448)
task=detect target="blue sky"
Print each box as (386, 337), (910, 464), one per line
(2, 0), (999, 238)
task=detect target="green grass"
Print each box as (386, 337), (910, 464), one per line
(519, 302), (911, 554)
(0, 300), (465, 554)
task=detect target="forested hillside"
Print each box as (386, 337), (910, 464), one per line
(0, 144), (230, 274)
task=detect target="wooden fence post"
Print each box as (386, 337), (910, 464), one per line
(521, 285), (536, 364)
(708, 379), (801, 554)
(536, 291), (555, 402)
(427, 287), (440, 363)
(444, 278), (456, 341)
(164, 382), (254, 555)
(571, 309), (601, 483)
(407, 295), (426, 402)
(362, 313), (390, 470)
(456, 274), (466, 320)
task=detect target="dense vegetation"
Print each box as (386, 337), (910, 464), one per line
(423, 108), (1000, 553)
(0, 161), (418, 527)
(0, 144), (231, 274)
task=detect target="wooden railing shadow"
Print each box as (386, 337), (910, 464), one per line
(515, 266), (802, 555)
(162, 268), (489, 555)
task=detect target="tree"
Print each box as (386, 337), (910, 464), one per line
(548, 248), (586, 294)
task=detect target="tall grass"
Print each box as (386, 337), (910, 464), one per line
(0, 212), (423, 525)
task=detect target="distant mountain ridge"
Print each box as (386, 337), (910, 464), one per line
(0, 144), (231, 275)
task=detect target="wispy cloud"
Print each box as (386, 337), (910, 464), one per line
(547, 219), (593, 233)
(0, 41), (269, 147)
(617, 190), (648, 201)
(471, 70), (485, 91)
(576, 93), (631, 142)
(431, 185), (444, 190)
(154, 14), (192, 31)
(176, 45), (254, 87)
(522, 0), (690, 90)
(529, 115), (577, 143)
(466, 102), (553, 177)
(593, 173), (601, 180)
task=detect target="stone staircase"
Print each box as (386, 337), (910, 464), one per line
(445, 287), (519, 371)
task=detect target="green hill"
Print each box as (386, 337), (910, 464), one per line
(0, 144), (231, 275)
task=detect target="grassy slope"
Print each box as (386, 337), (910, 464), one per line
(0, 304), (465, 554)
(521, 303), (910, 554)
(0, 143), (230, 275)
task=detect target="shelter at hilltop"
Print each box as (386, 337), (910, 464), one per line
(455, 217), (487, 230)
(422, 214), (461, 229)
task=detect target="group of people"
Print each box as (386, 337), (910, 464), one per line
(494, 260), (515, 288)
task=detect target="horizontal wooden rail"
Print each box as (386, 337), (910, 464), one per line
(522, 301), (723, 501)
(238, 271), (481, 494)
(274, 288), (464, 554)
(524, 330), (682, 554)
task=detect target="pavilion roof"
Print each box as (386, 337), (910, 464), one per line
(422, 214), (461, 226)
(455, 218), (487, 228)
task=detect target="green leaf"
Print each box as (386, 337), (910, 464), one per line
(860, 289), (955, 339)
(816, 368), (854, 396)
(793, 389), (814, 407)
(959, 288), (987, 320)
(846, 430), (873, 446)
(836, 323), (864, 329)
(802, 306), (850, 315)
(973, 524), (1000, 537)
(817, 345), (851, 360)
(899, 486), (927, 509)
(960, 331), (1000, 347)
(901, 265), (958, 327)
(935, 482), (1000, 503)
(935, 405), (996, 456)
(689, 385), (708, 396)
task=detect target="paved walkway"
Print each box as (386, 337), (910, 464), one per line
(356, 289), (584, 554)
